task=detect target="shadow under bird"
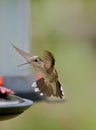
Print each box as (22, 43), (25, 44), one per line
(12, 44), (64, 99)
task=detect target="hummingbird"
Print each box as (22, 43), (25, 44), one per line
(12, 44), (64, 99)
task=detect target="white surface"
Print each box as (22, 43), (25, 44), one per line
(0, 0), (30, 75)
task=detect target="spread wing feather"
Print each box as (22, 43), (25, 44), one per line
(43, 51), (55, 73)
(12, 44), (32, 62)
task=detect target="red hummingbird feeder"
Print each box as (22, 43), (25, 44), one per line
(0, 76), (14, 95)
(0, 75), (33, 121)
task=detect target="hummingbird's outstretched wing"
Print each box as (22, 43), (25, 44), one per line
(43, 51), (55, 73)
(32, 78), (64, 99)
(12, 44), (33, 63)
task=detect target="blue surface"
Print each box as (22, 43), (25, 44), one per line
(3, 75), (44, 101)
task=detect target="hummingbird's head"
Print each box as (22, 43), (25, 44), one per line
(31, 56), (43, 67)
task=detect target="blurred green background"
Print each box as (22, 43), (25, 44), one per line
(1, 0), (96, 130)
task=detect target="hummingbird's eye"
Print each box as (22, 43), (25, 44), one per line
(34, 59), (38, 62)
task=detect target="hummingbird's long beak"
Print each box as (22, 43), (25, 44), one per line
(17, 57), (35, 67)
(17, 61), (31, 67)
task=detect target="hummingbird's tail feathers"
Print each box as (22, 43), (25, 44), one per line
(12, 43), (33, 62)
(56, 81), (65, 99)
(31, 78), (64, 99)
(32, 78), (53, 97)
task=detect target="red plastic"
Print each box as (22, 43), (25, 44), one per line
(0, 75), (14, 95)
(0, 76), (4, 86)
